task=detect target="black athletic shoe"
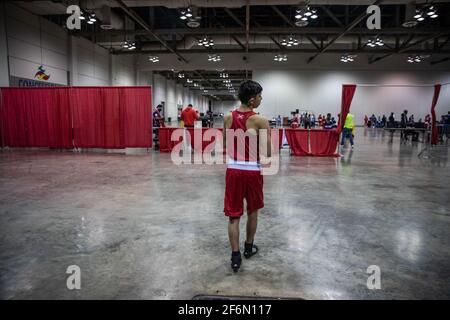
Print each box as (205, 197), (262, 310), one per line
(244, 242), (259, 259)
(231, 252), (242, 272)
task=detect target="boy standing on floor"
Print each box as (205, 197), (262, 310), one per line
(222, 80), (271, 272)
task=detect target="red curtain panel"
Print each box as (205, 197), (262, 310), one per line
(120, 87), (152, 148)
(158, 127), (183, 152)
(72, 87), (114, 148)
(71, 87), (152, 148)
(430, 84), (442, 145)
(309, 129), (340, 157)
(284, 128), (310, 156)
(0, 88), (72, 148)
(186, 128), (222, 153)
(338, 84), (357, 134)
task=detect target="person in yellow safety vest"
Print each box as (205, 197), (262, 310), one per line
(341, 113), (355, 149)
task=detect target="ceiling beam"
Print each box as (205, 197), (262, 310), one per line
(271, 5), (320, 50)
(245, 0), (250, 56)
(231, 35), (246, 50)
(114, 48), (450, 55)
(307, 0), (384, 64)
(115, 0), (188, 63)
(430, 57), (450, 65)
(369, 31), (449, 64)
(74, 27), (446, 37)
(224, 8), (244, 27)
(319, 5), (344, 27)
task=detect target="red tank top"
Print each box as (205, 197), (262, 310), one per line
(228, 110), (259, 163)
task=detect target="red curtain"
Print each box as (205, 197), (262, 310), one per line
(72, 87), (121, 148)
(159, 127), (183, 152)
(187, 128), (222, 153)
(285, 129), (309, 156)
(120, 87), (152, 148)
(338, 84), (357, 134)
(0, 86), (152, 149)
(0, 88), (72, 148)
(430, 84), (442, 145)
(309, 129), (340, 157)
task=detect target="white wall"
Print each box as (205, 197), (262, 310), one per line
(112, 55), (135, 86)
(153, 73), (166, 109)
(253, 70), (450, 125)
(2, 3), (136, 87)
(5, 2), (68, 85)
(0, 3), (10, 86)
(166, 78), (177, 120)
(77, 37), (110, 86)
(212, 100), (239, 115)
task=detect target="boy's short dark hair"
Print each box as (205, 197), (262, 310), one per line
(238, 80), (263, 105)
(188, 104), (193, 107)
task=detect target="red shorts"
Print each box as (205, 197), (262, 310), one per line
(224, 168), (264, 217)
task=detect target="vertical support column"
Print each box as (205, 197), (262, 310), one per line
(0, 2), (10, 86)
(68, 36), (79, 86)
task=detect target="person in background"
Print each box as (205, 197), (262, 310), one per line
(364, 115), (369, 127)
(409, 114), (415, 126)
(424, 114), (431, 129)
(388, 112), (395, 129)
(181, 104), (200, 128)
(310, 114), (316, 128)
(370, 114), (377, 128)
(291, 113), (299, 128)
(442, 111), (450, 140)
(382, 114), (387, 128)
(206, 109), (214, 128)
(304, 113), (310, 129)
(153, 104), (165, 128)
(276, 115), (282, 127)
(318, 114), (323, 127)
(400, 110), (408, 139)
(341, 113), (355, 149)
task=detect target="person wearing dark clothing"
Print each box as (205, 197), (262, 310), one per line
(400, 110), (408, 139)
(388, 113), (395, 127)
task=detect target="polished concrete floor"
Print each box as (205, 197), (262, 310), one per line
(0, 128), (449, 299)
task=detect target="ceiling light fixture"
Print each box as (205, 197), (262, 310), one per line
(208, 54), (221, 62)
(149, 56), (159, 63)
(340, 54), (357, 63)
(198, 36), (214, 47)
(281, 36), (299, 47)
(295, 5), (318, 27)
(274, 54), (287, 62)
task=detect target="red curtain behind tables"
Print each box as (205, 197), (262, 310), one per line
(0, 88), (72, 148)
(430, 84), (441, 145)
(120, 87), (152, 148)
(309, 129), (340, 157)
(187, 128), (223, 153)
(285, 129), (309, 156)
(159, 127), (183, 152)
(338, 84), (357, 134)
